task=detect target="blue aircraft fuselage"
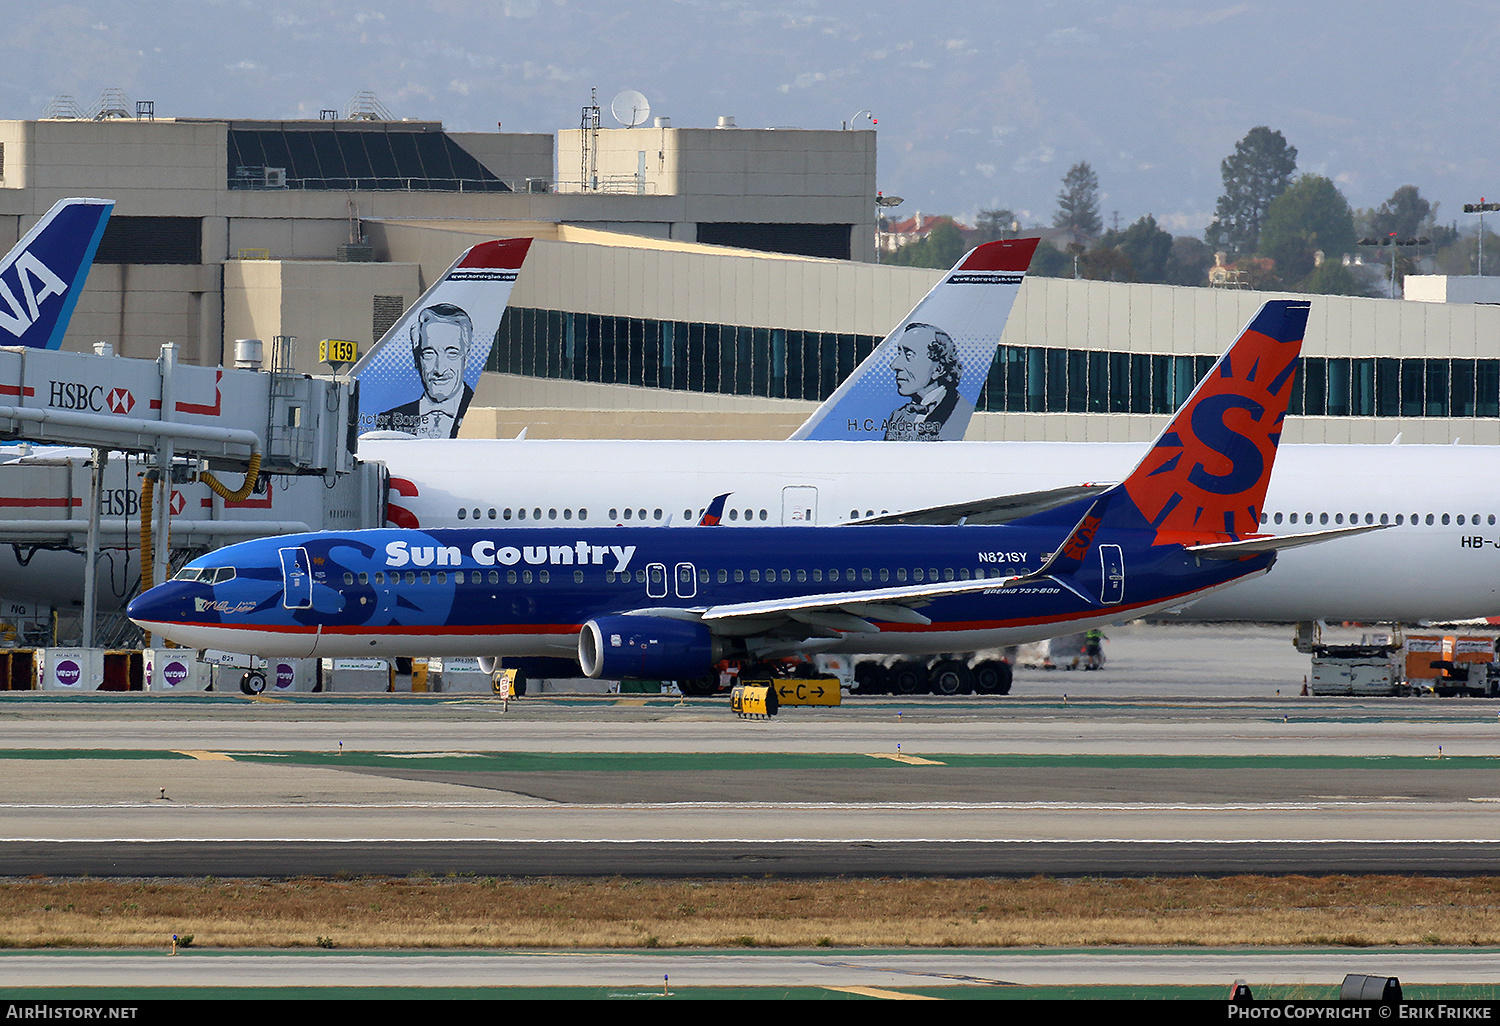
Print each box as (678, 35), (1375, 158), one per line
(127, 523), (1271, 665)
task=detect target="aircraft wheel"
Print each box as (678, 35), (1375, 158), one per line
(930, 660), (974, 696)
(853, 661), (889, 695)
(240, 670), (267, 695)
(678, 675), (718, 697)
(890, 661), (928, 694)
(972, 659), (1013, 696)
(511, 672), (527, 697)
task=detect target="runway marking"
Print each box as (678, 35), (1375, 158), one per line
(866, 754), (946, 765)
(819, 961), (1018, 987)
(0, 799), (1483, 812)
(171, 750), (234, 761)
(6, 836), (1500, 845)
(825, 985), (939, 999)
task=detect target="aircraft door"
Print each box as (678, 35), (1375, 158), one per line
(646, 563), (667, 599)
(1099, 544), (1125, 605)
(675, 562), (697, 599)
(279, 547), (313, 609)
(782, 486), (818, 525)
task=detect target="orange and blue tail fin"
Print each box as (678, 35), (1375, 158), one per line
(697, 493), (730, 526)
(1118, 299), (1309, 544)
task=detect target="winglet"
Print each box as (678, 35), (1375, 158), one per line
(698, 493), (731, 526)
(789, 236), (1040, 442)
(1119, 300), (1310, 544)
(0, 198), (114, 350)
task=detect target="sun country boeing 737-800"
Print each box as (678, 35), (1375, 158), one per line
(129, 300), (1380, 691)
(355, 236), (1500, 628)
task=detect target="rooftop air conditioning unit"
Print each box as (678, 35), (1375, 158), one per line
(263, 167), (287, 189)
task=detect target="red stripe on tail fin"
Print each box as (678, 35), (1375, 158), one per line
(1121, 300), (1309, 545)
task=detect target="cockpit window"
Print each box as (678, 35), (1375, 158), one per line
(173, 566), (235, 584)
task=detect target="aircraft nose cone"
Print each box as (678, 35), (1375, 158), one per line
(126, 582), (191, 630)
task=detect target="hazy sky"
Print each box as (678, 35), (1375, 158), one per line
(6, 1), (1498, 235)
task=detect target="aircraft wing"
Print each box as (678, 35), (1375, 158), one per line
(696, 573), (1035, 635)
(845, 483), (1114, 526)
(694, 492), (1116, 637)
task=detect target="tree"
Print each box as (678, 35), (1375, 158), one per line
(1370, 185), (1432, 241)
(1257, 175), (1356, 287)
(1205, 127), (1297, 258)
(1165, 236), (1213, 286)
(974, 208), (1018, 242)
(1054, 162), (1102, 237)
(1300, 259), (1374, 297)
(888, 219), (968, 269)
(1077, 246), (1134, 282)
(1100, 215), (1174, 284)
(1029, 242), (1074, 278)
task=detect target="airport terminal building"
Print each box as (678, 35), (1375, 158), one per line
(1, 107), (1498, 445)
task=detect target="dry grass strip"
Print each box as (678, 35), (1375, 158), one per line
(1, 875), (1496, 950)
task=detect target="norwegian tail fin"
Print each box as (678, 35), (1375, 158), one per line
(353, 238), (532, 437)
(0, 198), (113, 350)
(1118, 299), (1310, 544)
(789, 236), (1040, 441)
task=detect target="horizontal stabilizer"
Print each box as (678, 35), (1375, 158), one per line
(1186, 523), (1391, 559)
(848, 483), (1113, 526)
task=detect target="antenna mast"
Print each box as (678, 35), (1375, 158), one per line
(580, 88), (600, 191)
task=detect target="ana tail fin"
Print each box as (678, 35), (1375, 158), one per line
(1118, 299), (1310, 543)
(0, 198), (113, 350)
(353, 238), (532, 437)
(789, 236), (1039, 441)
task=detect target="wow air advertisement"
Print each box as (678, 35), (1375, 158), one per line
(353, 238), (531, 439)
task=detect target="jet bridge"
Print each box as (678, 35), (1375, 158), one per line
(0, 342), (354, 477)
(0, 341), (373, 646)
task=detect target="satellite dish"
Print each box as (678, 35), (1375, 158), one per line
(610, 89), (651, 128)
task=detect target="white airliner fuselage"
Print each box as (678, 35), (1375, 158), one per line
(363, 437), (1500, 624)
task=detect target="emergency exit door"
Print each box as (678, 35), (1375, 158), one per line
(782, 486), (818, 524)
(1099, 544), (1125, 605)
(279, 547), (313, 609)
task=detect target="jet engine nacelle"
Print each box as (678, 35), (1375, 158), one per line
(578, 615), (719, 680)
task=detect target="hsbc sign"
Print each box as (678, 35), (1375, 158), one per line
(48, 381), (136, 414)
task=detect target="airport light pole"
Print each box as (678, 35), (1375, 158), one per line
(1358, 234), (1430, 298)
(1463, 200), (1500, 275)
(875, 192), (902, 264)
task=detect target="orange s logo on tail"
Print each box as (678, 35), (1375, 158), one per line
(1122, 300), (1310, 544)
